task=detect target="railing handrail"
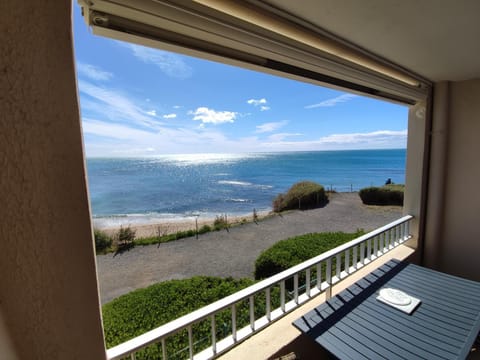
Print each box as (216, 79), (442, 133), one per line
(107, 214), (413, 359)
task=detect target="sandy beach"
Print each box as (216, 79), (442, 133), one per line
(96, 192), (402, 304)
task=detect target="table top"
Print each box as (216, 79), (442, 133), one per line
(293, 259), (480, 360)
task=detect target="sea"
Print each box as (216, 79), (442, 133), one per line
(87, 149), (406, 228)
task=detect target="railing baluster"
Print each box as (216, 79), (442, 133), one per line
(367, 238), (372, 261)
(316, 262), (322, 289)
(345, 249), (350, 274)
(335, 253), (341, 279)
(231, 304), (237, 342)
(211, 315), (216, 355)
(161, 338), (167, 360)
(249, 296), (255, 330)
(326, 257), (332, 299)
(374, 235), (378, 257)
(360, 242), (365, 264)
(130, 353), (136, 360)
(353, 246), (358, 269)
(280, 281), (285, 312)
(294, 274), (299, 304)
(306, 268), (311, 296)
(266, 288), (271, 321)
(188, 325), (193, 359)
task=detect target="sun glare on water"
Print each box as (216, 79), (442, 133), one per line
(149, 153), (264, 165)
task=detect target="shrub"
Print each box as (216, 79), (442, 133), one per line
(116, 226), (136, 252)
(359, 184), (404, 205)
(94, 229), (112, 253)
(254, 231), (364, 280)
(213, 214), (228, 230)
(198, 224), (212, 234)
(102, 277), (278, 359)
(117, 226), (136, 244)
(273, 181), (327, 212)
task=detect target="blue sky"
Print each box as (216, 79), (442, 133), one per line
(73, 4), (408, 157)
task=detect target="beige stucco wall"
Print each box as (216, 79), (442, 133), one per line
(403, 100), (428, 262)
(0, 1), (106, 359)
(422, 82), (449, 270)
(438, 79), (480, 280)
(424, 79), (480, 281)
(0, 309), (18, 360)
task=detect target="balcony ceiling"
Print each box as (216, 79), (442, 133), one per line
(262, 0), (480, 82)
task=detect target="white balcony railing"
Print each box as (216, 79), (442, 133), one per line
(107, 215), (413, 360)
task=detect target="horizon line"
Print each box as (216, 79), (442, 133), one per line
(85, 147), (406, 159)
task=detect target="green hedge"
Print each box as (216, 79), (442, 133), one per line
(102, 277), (278, 359)
(254, 231), (364, 280)
(359, 184), (404, 205)
(273, 181), (327, 212)
(134, 229), (197, 246)
(94, 229), (112, 253)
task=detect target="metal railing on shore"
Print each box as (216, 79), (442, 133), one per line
(107, 215), (413, 360)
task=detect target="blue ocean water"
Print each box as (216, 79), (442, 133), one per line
(86, 149), (406, 226)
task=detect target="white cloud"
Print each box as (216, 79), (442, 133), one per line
(262, 130), (407, 151)
(305, 94), (358, 109)
(267, 133), (303, 142)
(82, 118), (155, 140)
(255, 120), (288, 133)
(76, 63), (113, 81)
(82, 115), (406, 157)
(190, 107), (237, 124)
(318, 130), (407, 145)
(163, 113), (177, 119)
(82, 117), (255, 156)
(247, 98), (270, 111)
(122, 43), (192, 78)
(78, 80), (161, 129)
(173, 105), (182, 109)
(78, 75), (405, 156)
(247, 98), (267, 106)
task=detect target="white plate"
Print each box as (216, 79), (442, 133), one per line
(379, 288), (412, 306)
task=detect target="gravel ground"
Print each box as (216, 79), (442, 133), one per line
(96, 193), (402, 304)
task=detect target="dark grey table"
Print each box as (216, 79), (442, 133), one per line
(293, 259), (480, 360)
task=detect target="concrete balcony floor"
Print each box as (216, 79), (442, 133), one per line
(219, 245), (417, 360)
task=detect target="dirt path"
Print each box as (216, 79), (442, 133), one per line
(96, 193), (402, 304)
